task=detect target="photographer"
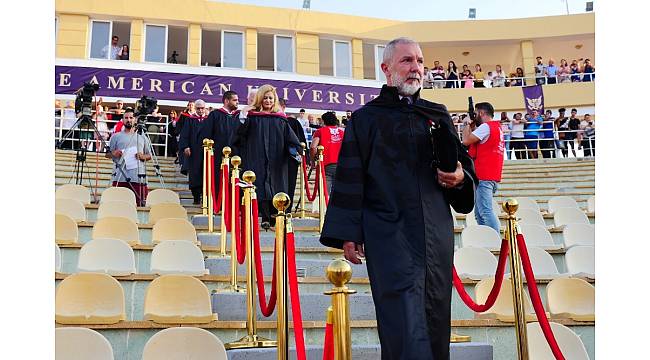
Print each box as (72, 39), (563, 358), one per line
(106, 108), (152, 206)
(462, 102), (505, 234)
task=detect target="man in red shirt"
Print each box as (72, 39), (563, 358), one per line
(310, 111), (344, 193)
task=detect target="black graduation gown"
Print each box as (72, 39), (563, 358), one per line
(178, 114), (208, 189)
(287, 117), (308, 211)
(320, 85), (477, 360)
(204, 107), (242, 196)
(175, 112), (192, 173)
(232, 111), (301, 201)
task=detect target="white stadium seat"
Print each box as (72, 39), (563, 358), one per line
(475, 276), (536, 322)
(92, 217), (140, 246)
(461, 225), (501, 250)
(144, 275), (215, 324)
(547, 196), (579, 215)
(55, 272), (126, 324)
(56, 214), (79, 245)
(152, 218), (199, 244)
(150, 241), (208, 276)
(148, 203), (188, 225)
(142, 327), (227, 360)
(97, 200), (139, 224)
(546, 278), (595, 321)
(526, 246), (564, 279)
(565, 246), (595, 279)
(527, 322), (589, 360)
(515, 197), (541, 213)
(553, 207), (589, 228)
(100, 186), (136, 205)
(587, 195), (595, 213)
(454, 247), (498, 280)
(518, 224), (561, 250)
(56, 327), (114, 360)
(146, 189), (181, 207)
(77, 238), (136, 276)
(56, 198), (87, 222)
(562, 223), (595, 249)
(55, 243), (62, 273)
(517, 208), (546, 227)
(56, 184), (91, 205)
(465, 210), (478, 227)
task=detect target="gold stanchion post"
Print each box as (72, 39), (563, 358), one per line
(225, 171), (277, 350)
(324, 259), (356, 360)
(317, 145), (325, 233)
(228, 155), (244, 292)
(201, 139), (211, 216)
(503, 198), (529, 360)
(219, 146), (232, 256)
(273, 193), (290, 360)
(298, 142), (307, 219)
(205, 139), (215, 233)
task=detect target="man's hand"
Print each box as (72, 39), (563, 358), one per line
(112, 149), (123, 158)
(437, 161), (464, 189)
(343, 241), (365, 265)
(184, 148), (191, 157)
(136, 152), (146, 161)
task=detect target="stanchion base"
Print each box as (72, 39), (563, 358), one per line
(224, 335), (277, 350)
(215, 285), (246, 293)
(450, 333), (472, 343)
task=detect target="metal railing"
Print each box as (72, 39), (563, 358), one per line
(423, 72), (595, 89)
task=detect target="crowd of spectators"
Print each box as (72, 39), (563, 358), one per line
(423, 56), (595, 89)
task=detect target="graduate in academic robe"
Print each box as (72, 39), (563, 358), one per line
(178, 99), (209, 204)
(320, 38), (477, 360)
(278, 98), (309, 213)
(232, 85), (301, 229)
(175, 101), (195, 173)
(203, 90), (241, 196)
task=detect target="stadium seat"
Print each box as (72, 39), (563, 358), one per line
(152, 218), (198, 245)
(92, 217), (140, 246)
(56, 184), (91, 205)
(144, 274), (216, 323)
(475, 276), (536, 322)
(527, 322), (589, 360)
(55, 243), (62, 273)
(148, 203), (188, 225)
(587, 195), (595, 213)
(56, 327), (114, 360)
(142, 327), (227, 360)
(553, 207), (589, 228)
(97, 200), (139, 224)
(526, 246), (564, 279)
(518, 224), (561, 250)
(464, 210), (477, 227)
(55, 198), (87, 222)
(517, 208), (546, 227)
(100, 186), (136, 205)
(565, 246), (595, 279)
(546, 278), (595, 321)
(146, 189), (181, 207)
(150, 241), (208, 276)
(547, 196), (579, 215)
(55, 272), (126, 324)
(453, 247), (498, 280)
(562, 223), (595, 249)
(515, 197), (541, 213)
(56, 214), (79, 245)
(77, 238), (136, 276)
(461, 225), (501, 250)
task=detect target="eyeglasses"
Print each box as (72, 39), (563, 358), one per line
(196, 107), (205, 110)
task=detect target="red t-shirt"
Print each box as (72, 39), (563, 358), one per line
(313, 126), (345, 166)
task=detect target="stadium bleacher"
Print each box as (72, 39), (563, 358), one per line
(54, 149), (595, 359)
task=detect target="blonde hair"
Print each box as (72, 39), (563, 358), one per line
(252, 84), (281, 113)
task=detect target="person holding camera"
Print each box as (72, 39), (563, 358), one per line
(106, 108), (152, 206)
(462, 102), (505, 234)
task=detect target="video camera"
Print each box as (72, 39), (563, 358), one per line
(135, 95), (158, 117)
(467, 96), (482, 127)
(74, 82), (100, 116)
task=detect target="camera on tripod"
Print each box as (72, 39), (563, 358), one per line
(134, 95), (158, 129)
(75, 82), (100, 117)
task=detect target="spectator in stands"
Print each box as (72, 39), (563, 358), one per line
(461, 69), (474, 88)
(546, 59), (558, 85)
(178, 99), (209, 204)
(462, 102), (505, 234)
(474, 64), (485, 88)
(484, 71), (493, 88)
(432, 64), (446, 89)
(524, 110), (543, 159)
(535, 56), (547, 85)
(492, 65), (506, 87)
(423, 67), (433, 89)
(346, 110), (352, 121)
(582, 58), (595, 82)
(555, 108), (568, 156)
(580, 115), (595, 156)
(558, 59), (571, 83)
(500, 112), (511, 160)
(446, 60), (459, 88)
(118, 44), (129, 60)
(570, 60), (581, 82)
(540, 109), (556, 158)
(510, 112), (526, 159)
(93, 105), (110, 152)
(101, 35), (121, 60)
(308, 113), (321, 129)
(310, 111), (345, 194)
(563, 108), (581, 157)
(147, 106), (165, 156)
(167, 110), (179, 161)
(106, 108), (152, 206)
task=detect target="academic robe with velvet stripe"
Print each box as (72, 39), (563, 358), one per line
(204, 108), (242, 193)
(178, 114), (208, 188)
(232, 111), (301, 201)
(320, 85), (477, 360)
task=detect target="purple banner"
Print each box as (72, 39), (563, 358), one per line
(522, 85), (544, 115)
(55, 66), (381, 111)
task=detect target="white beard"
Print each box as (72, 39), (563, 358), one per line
(392, 72), (422, 96)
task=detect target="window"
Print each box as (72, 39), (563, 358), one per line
(257, 33), (294, 72)
(363, 42), (375, 79)
(145, 25), (188, 64)
(375, 45), (386, 83)
(89, 20), (131, 60)
(201, 29), (221, 66)
(319, 39), (351, 77)
(222, 31), (244, 68)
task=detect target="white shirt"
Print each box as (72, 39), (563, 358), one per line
(472, 123), (491, 144)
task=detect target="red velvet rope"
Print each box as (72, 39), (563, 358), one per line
(320, 161), (329, 205)
(222, 164), (231, 232)
(251, 197), (277, 317)
(235, 184), (245, 264)
(212, 162), (221, 214)
(286, 230), (307, 360)
(452, 239), (510, 312)
(516, 233), (566, 360)
(322, 322), (334, 360)
(301, 156), (319, 202)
